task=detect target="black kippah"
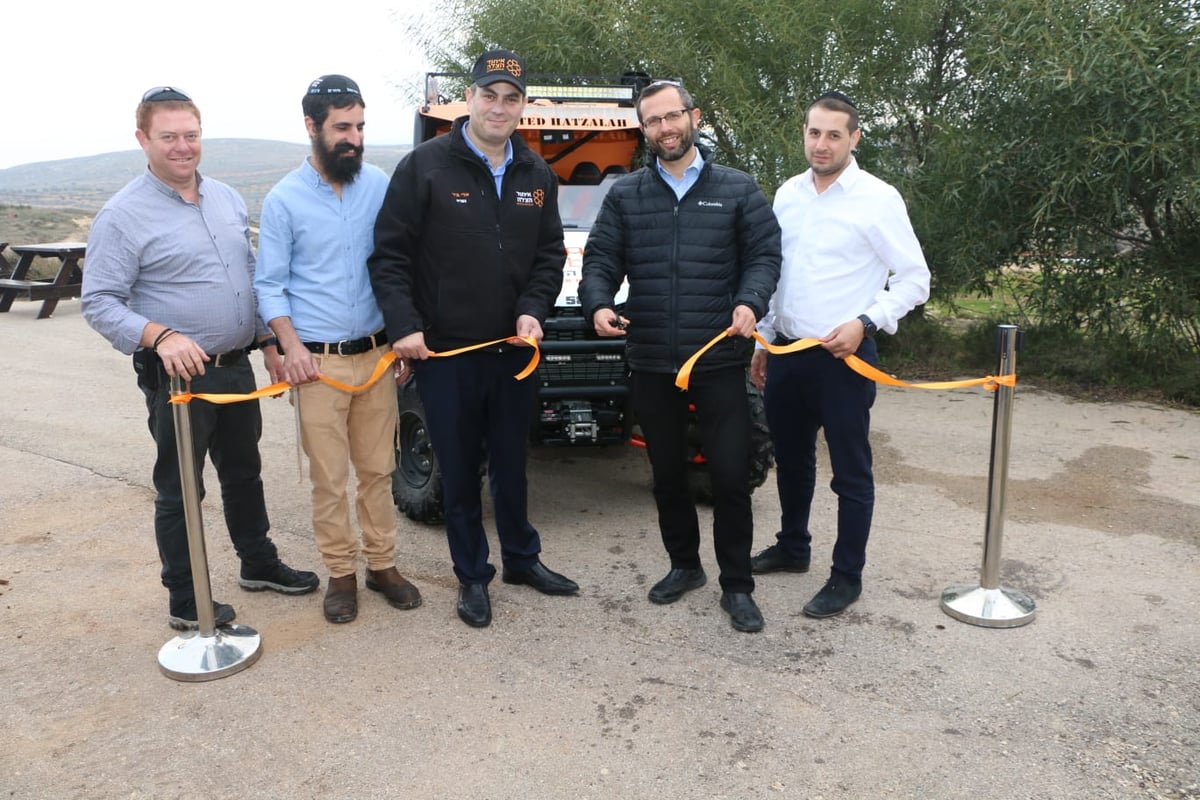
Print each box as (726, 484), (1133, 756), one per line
(817, 90), (857, 109)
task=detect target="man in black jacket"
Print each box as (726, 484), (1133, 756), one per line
(368, 49), (578, 629)
(580, 81), (782, 632)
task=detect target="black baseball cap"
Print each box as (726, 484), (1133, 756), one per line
(306, 74), (362, 98)
(471, 50), (526, 93)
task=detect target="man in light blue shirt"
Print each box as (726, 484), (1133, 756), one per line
(256, 75), (421, 624)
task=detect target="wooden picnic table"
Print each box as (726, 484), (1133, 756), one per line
(0, 242), (86, 319)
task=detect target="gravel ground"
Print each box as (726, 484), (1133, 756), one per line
(2, 300), (1198, 800)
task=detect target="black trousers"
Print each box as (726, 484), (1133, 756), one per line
(763, 339), (877, 579)
(136, 352), (279, 602)
(631, 366), (755, 594)
(414, 348), (541, 585)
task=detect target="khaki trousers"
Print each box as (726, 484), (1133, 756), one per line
(296, 345), (398, 577)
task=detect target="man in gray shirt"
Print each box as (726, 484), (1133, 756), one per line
(83, 86), (319, 631)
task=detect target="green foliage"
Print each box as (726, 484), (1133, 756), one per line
(1004, 321), (1200, 406)
(412, 0), (1200, 403)
(878, 316), (1200, 407)
(923, 0), (1200, 352)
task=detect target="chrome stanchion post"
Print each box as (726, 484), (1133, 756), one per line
(158, 374), (263, 680)
(941, 324), (1037, 628)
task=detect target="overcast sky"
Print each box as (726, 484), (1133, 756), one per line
(1, 0), (440, 170)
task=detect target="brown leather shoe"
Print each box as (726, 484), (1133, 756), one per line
(366, 566), (423, 610)
(323, 574), (358, 623)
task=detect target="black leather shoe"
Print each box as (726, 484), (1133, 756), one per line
(501, 560), (579, 595)
(647, 567), (707, 605)
(750, 542), (810, 574)
(720, 592), (765, 632)
(803, 575), (863, 618)
(457, 583), (492, 627)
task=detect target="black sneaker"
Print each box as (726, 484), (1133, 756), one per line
(802, 575), (863, 618)
(167, 599), (236, 631)
(239, 560), (320, 595)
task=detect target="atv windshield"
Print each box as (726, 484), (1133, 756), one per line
(558, 175), (622, 229)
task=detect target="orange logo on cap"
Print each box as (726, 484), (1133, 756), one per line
(485, 57), (523, 79)
(486, 57), (523, 78)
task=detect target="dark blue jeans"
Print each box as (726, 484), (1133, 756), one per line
(631, 366), (755, 594)
(763, 340), (877, 579)
(135, 351), (278, 601)
(414, 348), (541, 585)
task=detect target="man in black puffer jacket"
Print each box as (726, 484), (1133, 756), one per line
(580, 80), (781, 633)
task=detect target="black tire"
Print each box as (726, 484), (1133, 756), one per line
(392, 378), (445, 524)
(686, 376), (774, 503)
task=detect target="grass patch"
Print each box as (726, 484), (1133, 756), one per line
(1, 204), (93, 250)
(879, 313), (1200, 409)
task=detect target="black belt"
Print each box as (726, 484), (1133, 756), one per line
(210, 347), (251, 367)
(301, 330), (388, 356)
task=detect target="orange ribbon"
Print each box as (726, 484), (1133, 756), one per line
(424, 335), (541, 380)
(673, 329), (1016, 392)
(169, 336), (541, 405)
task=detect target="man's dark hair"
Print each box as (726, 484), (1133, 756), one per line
(303, 93), (366, 131)
(302, 75), (366, 130)
(806, 91), (860, 132)
(635, 80), (695, 122)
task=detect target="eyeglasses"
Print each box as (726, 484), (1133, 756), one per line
(142, 86), (192, 102)
(642, 108), (691, 130)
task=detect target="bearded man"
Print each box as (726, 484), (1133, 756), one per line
(580, 80), (782, 633)
(255, 74), (422, 625)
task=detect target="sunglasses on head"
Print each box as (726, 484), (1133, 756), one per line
(142, 86), (192, 102)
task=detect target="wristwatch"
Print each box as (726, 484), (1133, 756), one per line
(857, 314), (877, 338)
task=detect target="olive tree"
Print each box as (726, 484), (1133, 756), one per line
(402, 0), (1200, 356)
(927, 0), (1200, 352)
(401, 0), (968, 193)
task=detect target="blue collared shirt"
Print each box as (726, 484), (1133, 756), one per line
(83, 168), (263, 355)
(463, 125), (513, 196)
(655, 148), (704, 200)
(255, 158), (389, 341)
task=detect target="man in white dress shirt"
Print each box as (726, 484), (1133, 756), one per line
(750, 91), (930, 618)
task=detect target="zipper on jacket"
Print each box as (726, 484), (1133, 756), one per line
(670, 203), (680, 369)
(653, 164), (707, 372)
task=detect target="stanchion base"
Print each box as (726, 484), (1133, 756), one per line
(940, 585), (1037, 628)
(157, 623), (263, 682)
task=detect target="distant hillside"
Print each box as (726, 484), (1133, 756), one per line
(0, 139), (411, 223)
